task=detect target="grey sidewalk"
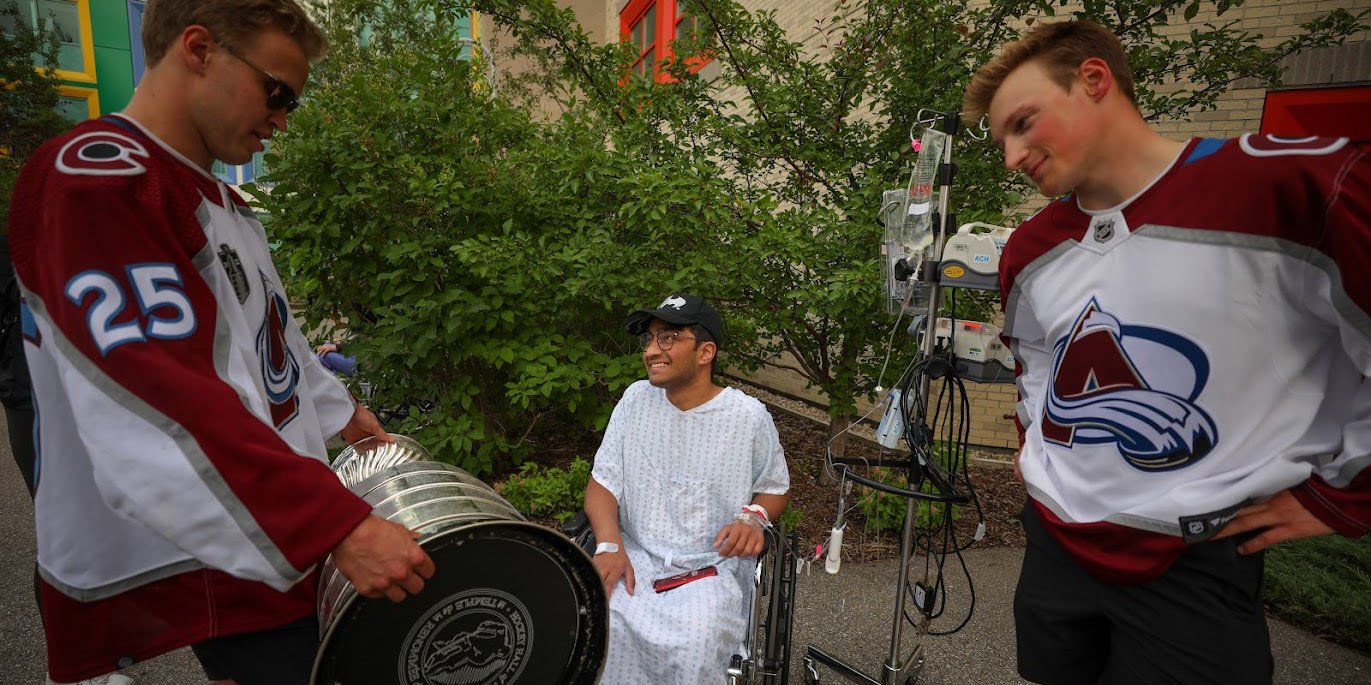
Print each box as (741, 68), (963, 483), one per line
(2, 410), (1368, 684)
(789, 550), (1371, 684)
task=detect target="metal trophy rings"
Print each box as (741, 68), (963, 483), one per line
(312, 434), (608, 684)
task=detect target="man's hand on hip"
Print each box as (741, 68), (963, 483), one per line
(1212, 488), (1335, 554)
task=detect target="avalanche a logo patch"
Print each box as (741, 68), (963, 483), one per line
(255, 272), (300, 428)
(399, 589), (532, 685)
(56, 131), (150, 176)
(1042, 299), (1218, 471)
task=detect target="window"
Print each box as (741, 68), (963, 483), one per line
(626, 2), (656, 79)
(128, 1), (146, 83)
(620, 0), (711, 81)
(674, 0), (701, 45)
(55, 84), (97, 122)
(5, 0), (95, 82)
(212, 150), (270, 187)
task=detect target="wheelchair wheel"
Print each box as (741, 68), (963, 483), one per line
(750, 525), (799, 684)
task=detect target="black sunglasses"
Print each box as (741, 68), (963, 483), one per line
(220, 42), (300, 113)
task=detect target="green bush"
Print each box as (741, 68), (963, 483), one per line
(857, 489), (958, 533)
(853, 438), (971, 535)
(260, 0), (741, 477)
(1263, 534), (1371, 653)
(778, 506), (804, 533)
(855, 469), (959, 533)
(497, 458), (591, 522)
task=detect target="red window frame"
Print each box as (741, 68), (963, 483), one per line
(620, 0), (711, 82)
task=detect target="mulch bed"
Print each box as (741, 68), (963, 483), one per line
(771, 411), (1026, 563)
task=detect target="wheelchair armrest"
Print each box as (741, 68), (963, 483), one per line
(760, 525), (779, 557)
(561, 510), (589, 537)
(562, 510), (597, 557)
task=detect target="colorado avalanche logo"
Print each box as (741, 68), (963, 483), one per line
(1042, 299), (1218, 471)
(256, 272), (300, 428)
(56, 131), (150, 176)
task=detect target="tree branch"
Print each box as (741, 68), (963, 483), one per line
(696, 0), (843, 200)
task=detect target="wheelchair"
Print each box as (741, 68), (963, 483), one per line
(561, 513), (800, 684)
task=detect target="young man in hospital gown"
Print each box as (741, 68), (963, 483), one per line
(586, 294), (790, 684)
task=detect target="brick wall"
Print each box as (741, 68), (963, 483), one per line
(1147, 0), (1370, 141)
(966, 380), (1020, 449)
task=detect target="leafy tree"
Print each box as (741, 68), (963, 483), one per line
(263, 0), (1366, 472)
(1, 0), (68, 228)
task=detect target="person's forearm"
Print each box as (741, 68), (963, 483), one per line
(751, 492), (789, 523)
(585, 478), (624, 544)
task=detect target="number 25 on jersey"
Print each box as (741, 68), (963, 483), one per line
(65, 264), (196, 356)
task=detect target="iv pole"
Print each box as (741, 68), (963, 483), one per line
(803, 109), (968, 685)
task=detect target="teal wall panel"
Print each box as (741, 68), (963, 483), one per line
(93, 43), (132, 111)
(90, 0), (128, 49)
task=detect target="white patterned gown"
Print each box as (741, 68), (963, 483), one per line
(591, 380), (790, 685)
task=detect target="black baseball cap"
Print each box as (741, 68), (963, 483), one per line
(624, 294), (725, 349)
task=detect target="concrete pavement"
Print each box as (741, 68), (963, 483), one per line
(1, 409), (1368, 684)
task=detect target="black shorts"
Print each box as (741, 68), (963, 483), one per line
(1014, 503), (1272, 685)
(190, 615), (319, 685)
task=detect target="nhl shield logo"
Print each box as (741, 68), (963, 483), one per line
(1093, 218), (1115, 242)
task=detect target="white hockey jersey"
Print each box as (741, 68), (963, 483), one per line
(1000, 135), (1370, 583)
(8, 115), (373, 681)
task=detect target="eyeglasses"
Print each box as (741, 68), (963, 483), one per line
(220, 42), (301, 113)
(638, 330), (698, 351)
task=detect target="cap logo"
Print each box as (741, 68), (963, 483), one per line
(660, 296), (687, 310)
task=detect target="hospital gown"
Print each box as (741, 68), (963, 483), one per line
(592, 381), (789, 685)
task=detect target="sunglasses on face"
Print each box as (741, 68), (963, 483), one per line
(220, 42), (300, 113)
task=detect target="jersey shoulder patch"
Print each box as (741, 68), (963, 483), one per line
(1238, 133), (1348, 158)
(56, 131), (151, 177)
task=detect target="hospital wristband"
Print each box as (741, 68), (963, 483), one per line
(735, 506), (769, 529)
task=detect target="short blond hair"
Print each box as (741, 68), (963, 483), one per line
(963, 19), (1135, 121)
(141, 0), (327, 66)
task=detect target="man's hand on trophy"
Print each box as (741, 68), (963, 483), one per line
(334, 515), (436, 602)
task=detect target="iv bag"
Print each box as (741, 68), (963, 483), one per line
(882, 127), (948, 315)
